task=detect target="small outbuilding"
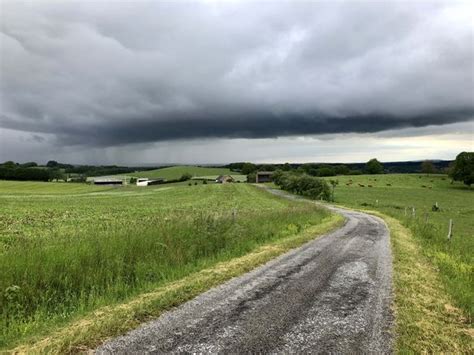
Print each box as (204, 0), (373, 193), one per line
(93, 178), (123, 185)
(215, 175), (234, 184)
(256, 171), (274, 183)
(136, 178), (165, 186)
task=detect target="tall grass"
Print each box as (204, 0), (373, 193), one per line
(1, 203), (329, 347)
(397, 213), (473, 320)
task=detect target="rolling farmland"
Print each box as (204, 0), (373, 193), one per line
(122, 166), (236, 180)
(0, 181), (338, 350)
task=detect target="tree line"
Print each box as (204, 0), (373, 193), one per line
(227, 158), (458, 176)
(233, 158), (384, 178)
(0, 160), (160, 182)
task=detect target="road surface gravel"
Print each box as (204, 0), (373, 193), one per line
(97, 188), (393, 354)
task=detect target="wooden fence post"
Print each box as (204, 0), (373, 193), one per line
(404, 207), (407, 217)
(412, 207), (416, 218)
(447, 219), (453, 240)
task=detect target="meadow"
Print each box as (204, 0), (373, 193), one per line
(326, 174), (473, 319)
(0, 181), (336, 349)
(117, 165), (240, 180)
(322, 173), (473, 351)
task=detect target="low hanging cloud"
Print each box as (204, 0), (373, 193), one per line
(1, 0), (473, 147)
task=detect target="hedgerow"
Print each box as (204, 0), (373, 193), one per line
(272, 171), (331, 201)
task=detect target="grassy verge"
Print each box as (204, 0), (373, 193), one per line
(9, 214), (343, 353)
(366, 211), (473, 352)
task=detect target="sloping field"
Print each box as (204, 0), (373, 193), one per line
(192, 174), (247, 182)
(127, 165), (234, 180)
(324, 173), (473, 350)
(0, 182), (338, 350)
(0, 180), (111, 195)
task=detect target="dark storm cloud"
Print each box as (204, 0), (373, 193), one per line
(1, 0), (473, 147)
(3, 108), (473, 146)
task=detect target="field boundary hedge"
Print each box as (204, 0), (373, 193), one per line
(272, 171), (332, 200)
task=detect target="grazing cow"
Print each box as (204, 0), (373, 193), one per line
(386, 183), (392, 186)
(359, 184), (365, 187)
(421, 185), (426, 188)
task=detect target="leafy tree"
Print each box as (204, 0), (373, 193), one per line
(365, 158), (384, 174)
(179, 173), (193, 181)
(450, 152), (474, 187)
(281, 162), (291, 171)
(272, 171), (331, 201)
(317, 167), (336, 177)
(260, 164), (275, 172)
(48, 169), (65, 181)
(307, 168), (318, 176)
(20, 162), (38, 168)
(329, 179), (339, 202)
(241, 162), (257, 175)
(0, 167), (50, 181)
(2, 161), (16, 168)
(246, 172), (256, 183)
(334, 165), (349, 175)
(421, 160), (436, 174)
(46, 160), (59, 168)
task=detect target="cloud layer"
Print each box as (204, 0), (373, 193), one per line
(1, 0), (473, 147)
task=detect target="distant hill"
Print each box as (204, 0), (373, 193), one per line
(126, 165), (234, 180)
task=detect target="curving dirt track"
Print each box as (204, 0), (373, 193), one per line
(97, 188), (393, 354)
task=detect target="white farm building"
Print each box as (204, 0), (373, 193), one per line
(136, 178), (165, 186)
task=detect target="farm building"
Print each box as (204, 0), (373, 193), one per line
(256, 171), (274, 183)
(216, 175), (234, 184)
(93, 178), (123, 185)
(136, 178), (165, 186)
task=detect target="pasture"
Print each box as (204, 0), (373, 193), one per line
(326, 174), (473, 322)
(0, 181), (336, 349)
(121, 165), (236, 180)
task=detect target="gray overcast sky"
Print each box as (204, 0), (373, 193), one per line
(1, 0), (473, 164)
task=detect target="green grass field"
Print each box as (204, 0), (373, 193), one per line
(326, 174), (473, 318)
(124, 165), (235, 180)
(0, 181), (336, 350)
(104, 165), (246, 183)
(0, 180), (111, 195)
(322, 173), (473, 351)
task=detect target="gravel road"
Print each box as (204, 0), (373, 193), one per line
(97, 189), (393, 354)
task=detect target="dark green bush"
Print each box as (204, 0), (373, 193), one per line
(273, 171), (331, 201)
